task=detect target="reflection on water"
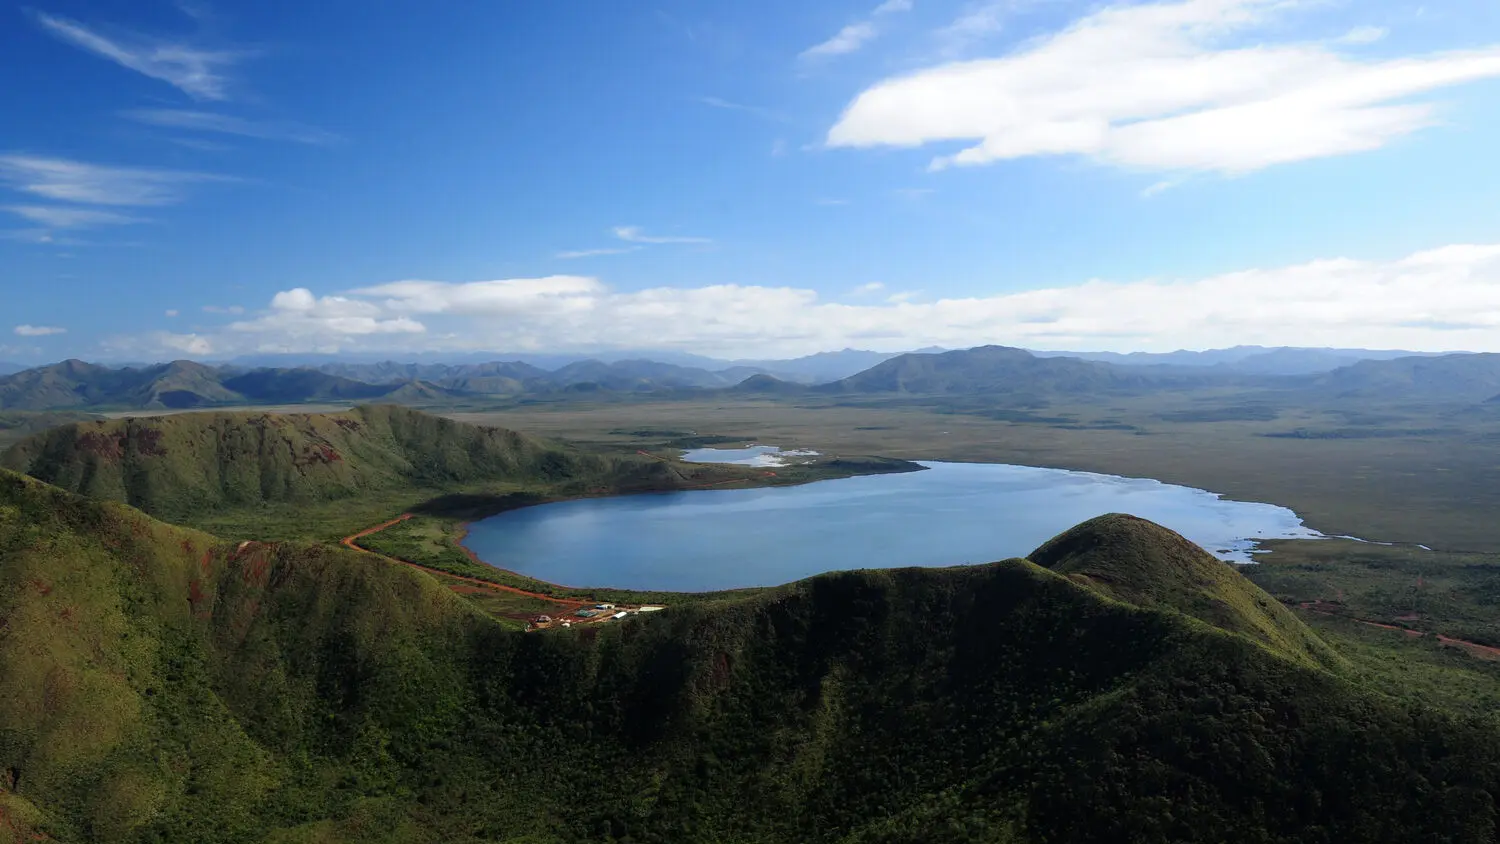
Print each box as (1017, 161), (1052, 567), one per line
(462, 460), (1324, 592)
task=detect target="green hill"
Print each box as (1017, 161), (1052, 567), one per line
(1032, 514), (1344, 670)
(6, 470), (1500, 842)
(0, 405), (650, 526)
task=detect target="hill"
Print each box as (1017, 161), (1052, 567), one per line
(1312, 353), (1500, 401)
(0, 405), (642, 525)
(729, 373), (808, 395)
(5, 473), (1500, 841)
(824, 345), (1159, 395)
(1032, 514), (1343, 669)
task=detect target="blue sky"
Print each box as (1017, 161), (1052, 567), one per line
(4, 0), (1500, 363)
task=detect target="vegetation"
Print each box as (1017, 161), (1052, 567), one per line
(10, 468), (1500, 842)
(0, 405), (775, 535)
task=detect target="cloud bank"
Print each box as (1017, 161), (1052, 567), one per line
(127, 241), (1500, 359)
(827, 0), (1500, 174)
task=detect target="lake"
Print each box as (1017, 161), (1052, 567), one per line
(460, 450), (1325, 592)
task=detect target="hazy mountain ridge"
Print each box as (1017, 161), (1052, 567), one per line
(5, 346), (1500, 411)
(5, 468), (1500, 841)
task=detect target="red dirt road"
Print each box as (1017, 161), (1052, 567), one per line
(1297, 602), (1500, 660)
(341, 514), (590, 609)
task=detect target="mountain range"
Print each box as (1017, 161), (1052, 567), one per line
(5, 346), (1500, 412)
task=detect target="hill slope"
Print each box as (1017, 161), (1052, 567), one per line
(0, 405), (639, 524)
(5, 472), (1500, 842)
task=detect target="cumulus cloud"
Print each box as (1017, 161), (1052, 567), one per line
(0, 155), (227, 206)
(32, 12), (245, 100)
(123, 242), (1500, 358)
(826, 0), (1500, 174)
(225, 287), (426, 340)
(14, 325), (66, 337)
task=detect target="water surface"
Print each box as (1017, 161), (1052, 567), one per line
(461, 459), (1323, 592)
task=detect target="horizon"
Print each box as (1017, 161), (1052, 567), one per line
(7, 1), (1500, 361)
(0, 341), (1481, 373)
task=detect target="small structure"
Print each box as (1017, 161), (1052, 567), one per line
(637, 606), (666, 613)
(611, 611), (628, 620)
(560, 621), (572, 628)
(535, 615), (553, 624)
(595, 603), (616, 610)
(575, 609), (600, 618)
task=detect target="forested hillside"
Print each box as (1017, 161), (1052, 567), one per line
(3, 469), (1499, 843)
(0, 405), (669, 524)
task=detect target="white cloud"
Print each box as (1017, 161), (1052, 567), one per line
(32, 12), (244, 100)
(852, 281), (887, 295)
(804, 22), (880, 58)
(133, 241), (1500, 358)
(555, 247), (640, 259)
(3, 205), (143, 228)
(827, 0), (1500, 174)
(121, 110), (339, 145)
(612, 225), (712, 245)
(802, 0), (914, 60)
(227, 287), (426, 340)
(165, 309), (180, 317)
(158, 332), (214, 355)
(202, 304), (245, 314)
(14, 325), (66, 337)
(0, 155), (228, 206)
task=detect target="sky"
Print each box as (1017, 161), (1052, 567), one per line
(4, 0), (1500, 364)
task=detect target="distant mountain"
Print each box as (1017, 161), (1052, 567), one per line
(1313, 353), (1500, 401)
(314, 359), (548, 386)
(0, 362), (24, 376)
(823, 345), (1158, 395)
(724, 348), (914, 383)
(729, 373), (808, 395)
(0, 361), (459, 411)
(1035, 345), (1448, 374)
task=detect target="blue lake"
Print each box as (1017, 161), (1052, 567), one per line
(460, 453), (1324, 592)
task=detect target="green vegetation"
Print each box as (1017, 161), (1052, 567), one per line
(1033, 515), (1344, 670)
(1247, 539), (1500, 646)
(0, 410), (101, 451)
(10, 468), (1500, 842)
